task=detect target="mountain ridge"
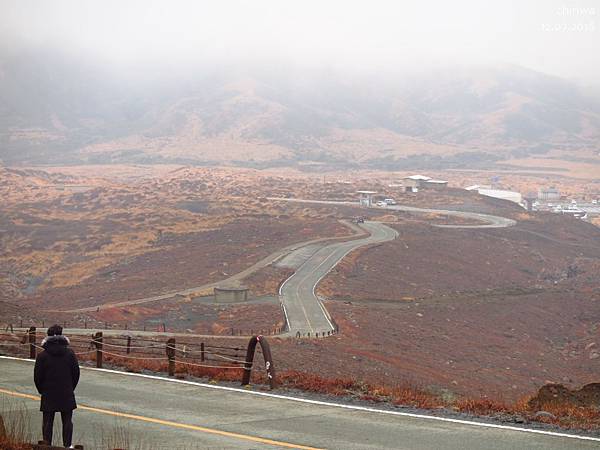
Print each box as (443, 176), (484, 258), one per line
(1, 53), (599, 169)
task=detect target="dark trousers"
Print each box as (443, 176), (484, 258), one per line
(42, 410), (73, 447)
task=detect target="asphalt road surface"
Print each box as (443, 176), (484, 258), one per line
(385, 204), (517, 228)
(1, 358), (598, 450)
(268, 197), (517, 229)
(279, 221), (398, 336)
(273, 197), (515, 337)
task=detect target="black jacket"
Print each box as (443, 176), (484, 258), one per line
(34, 335), (80, 412)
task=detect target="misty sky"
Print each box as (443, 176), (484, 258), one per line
(1, 0), (599, 83)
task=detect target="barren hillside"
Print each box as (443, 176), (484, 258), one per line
(2, 53), (600, 171)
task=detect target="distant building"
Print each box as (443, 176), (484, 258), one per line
(466, 185), (523, 205)
(357, 190), (377, 207)
(403, 174), (432, 192)
(423, 179), (448, 190)
(523, 192), (537, 211)
(538, 187), (561, 201)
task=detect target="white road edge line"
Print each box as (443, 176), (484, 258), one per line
(310, 222), (399, 332)
(282, 222), (370, 333)
(2, 356), (599, 443)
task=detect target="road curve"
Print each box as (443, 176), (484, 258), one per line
(1, 358), (598, 449)
(280, 221), (398, 336)
(271, 197), (516, 336)
(386, 204), (517, 228)
(61, 220), (365, 313)
(268, 197), (517, 229)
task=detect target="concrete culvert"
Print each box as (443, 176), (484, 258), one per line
(213, 284), (249, 303)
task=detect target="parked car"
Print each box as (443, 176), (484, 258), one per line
(384, 198), (396, 205)
(376, 200), (387, 207)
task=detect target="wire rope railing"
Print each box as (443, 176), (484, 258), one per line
(0, 327), (276, 389)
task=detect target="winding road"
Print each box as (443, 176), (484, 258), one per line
(62, 221), (366, 313)
(273, 198), (516, 336)
(60, 198), (516, 340)
(279, 221), (398, 336)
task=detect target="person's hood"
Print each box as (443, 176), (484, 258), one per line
(41, 335), (70, 356)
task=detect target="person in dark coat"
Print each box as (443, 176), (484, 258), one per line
(34, 324), (80, 448)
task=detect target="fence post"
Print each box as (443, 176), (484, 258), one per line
(200, 342), (205, 362)
(126, 336), (132, 354)
(166, 338), (176, 376)
(28, 326), (36, 359)
(93, 332), (103, 368)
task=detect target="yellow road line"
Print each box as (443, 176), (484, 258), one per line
(0, 388), (323, 450)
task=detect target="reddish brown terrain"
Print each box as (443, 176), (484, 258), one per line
(0, 166), (350, 334)
(2, 163), (599, 407)
(312, 211), (600, 401)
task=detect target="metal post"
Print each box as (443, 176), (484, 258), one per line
(242, 335), (276, 389)
(126, 336), (132, 354)
(200, 342), (205, 362)
(94, 332), (103, 368)
(166, 338), (176, 376)
(28, 326), (36, 359)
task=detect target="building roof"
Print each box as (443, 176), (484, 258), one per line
(477, 189), (522, 203)
(465, 184), (492, 191)
(425, 179), (448, 184)
(357, 190), (378, 194)
(406, 174), (432, 181)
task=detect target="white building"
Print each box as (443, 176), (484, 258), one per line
(465, 185), (522, 205)
(357, 190), (377, 207)
(423, 179), (448, 190)
(538, 187), (561, 201)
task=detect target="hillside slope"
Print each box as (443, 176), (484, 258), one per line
(1, 52), (600, 169)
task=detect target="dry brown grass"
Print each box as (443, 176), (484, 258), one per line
(0, 398), (34, 450)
